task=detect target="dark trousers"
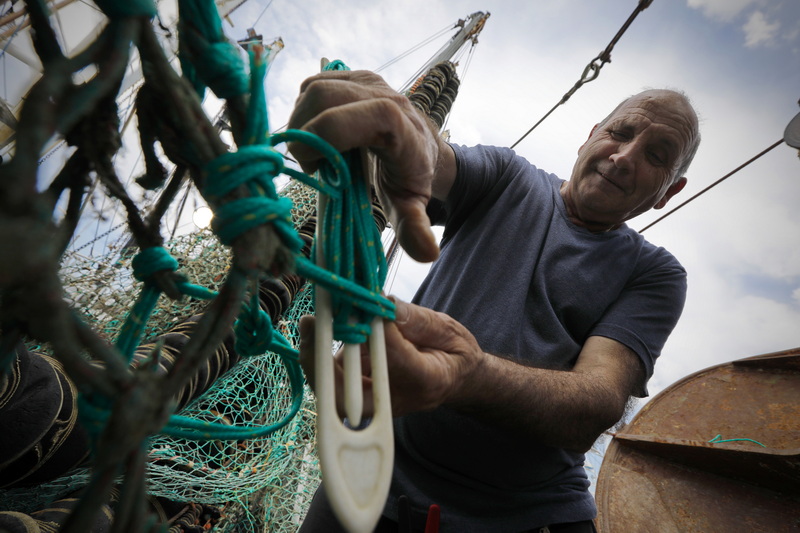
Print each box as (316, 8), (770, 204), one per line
(298, 486), (597, 533)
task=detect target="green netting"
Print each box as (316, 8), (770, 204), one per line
(1, 181), (323, 532)
(147, 284), (320, 531)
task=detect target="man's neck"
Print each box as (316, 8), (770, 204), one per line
(559, 181), (622, 233)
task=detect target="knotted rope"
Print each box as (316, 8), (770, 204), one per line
(81, 2), (393, 444)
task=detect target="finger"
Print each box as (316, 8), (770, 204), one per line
(287, 72), (400, 171)
(290, 98), (423, 163)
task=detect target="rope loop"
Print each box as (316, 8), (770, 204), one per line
(177, 0), (249, 99)
(269, 130), (351, 192)
(234, 294), (275, 357)
(131, 246), (179, 282)
(580, 56), (603, 84)
(203, 145), (285, 200)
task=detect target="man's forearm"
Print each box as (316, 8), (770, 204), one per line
(446, 337), (643, 453)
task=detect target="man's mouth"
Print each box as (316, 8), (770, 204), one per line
(598, 170), (625, 192)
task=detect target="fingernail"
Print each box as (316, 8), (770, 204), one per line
(389, 296), (409, 324)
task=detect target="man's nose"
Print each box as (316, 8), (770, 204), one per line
(609, 141), (639, 172)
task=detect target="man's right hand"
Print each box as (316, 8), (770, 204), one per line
(298, 297), (485, 419)
(287, 70), (447, 263)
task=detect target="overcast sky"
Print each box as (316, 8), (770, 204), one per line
(219, 0), (800, 401)
(3, 0), (798, 400)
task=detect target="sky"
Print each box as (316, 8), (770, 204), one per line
(216, 0), (800, 403)
(2, 0), (798, 423)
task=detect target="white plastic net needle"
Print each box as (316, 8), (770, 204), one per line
(314, 149), (394, 533)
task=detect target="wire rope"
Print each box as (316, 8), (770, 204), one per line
(638, 139), (784, 233)
(510, 0), (654, 149)
(374, 23), (454, 74)
(252, 0), (274, 28)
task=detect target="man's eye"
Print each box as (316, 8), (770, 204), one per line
(609, 130), (629, 140)
(648, 151), (665, 165)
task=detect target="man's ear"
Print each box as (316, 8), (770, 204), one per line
(579, 124), (601, 153)
(654, 177), (687, 209)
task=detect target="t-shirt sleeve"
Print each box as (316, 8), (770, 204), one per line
(431, 144), (530, 240)
(590, 249), (687, 396)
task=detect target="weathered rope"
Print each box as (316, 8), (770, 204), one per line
(81, 3), (393, 444)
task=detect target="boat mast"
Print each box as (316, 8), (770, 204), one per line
(399, 11), (489, 94)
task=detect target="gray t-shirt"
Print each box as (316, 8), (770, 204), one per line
(386, 144), (687, 531)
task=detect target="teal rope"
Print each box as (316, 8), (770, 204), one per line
(115, 247), (216, 363)
(311, 59), (395, 343)
(165, 332), (304, 440)
(81, 3), (391, 443)
(243, 52), (269, 145)
(177, 0), (248, 100)
(81, 245), (304, 442)
(708, 434), (767, 448)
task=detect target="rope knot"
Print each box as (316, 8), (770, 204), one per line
(203, 147), (305, 251)
(131, 247), (179, 282)
(234, 293), (275, 357)
(234, 307), (273, 357)
(177, 0), (248, 99)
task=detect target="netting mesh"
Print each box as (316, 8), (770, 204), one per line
(146, 286), (320, 531)
(1, 181), (323, 531)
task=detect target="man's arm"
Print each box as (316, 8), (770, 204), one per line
(451, 336), (643, 453)
(299, 298), (645, 454)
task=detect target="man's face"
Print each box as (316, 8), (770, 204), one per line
(565, 90), (697, 230)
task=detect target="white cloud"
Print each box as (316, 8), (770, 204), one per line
(743, 10), (781, 47)
(216, 0), (800, 407)
(687, 0), (759, 22)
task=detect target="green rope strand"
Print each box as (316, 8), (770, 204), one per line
(708, 434), (767, 448)
(116, 247), (216, 363)
(312, 59), (395, 343)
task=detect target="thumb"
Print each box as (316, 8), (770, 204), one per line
(389, 296), (443, 346)
(391, 200), (440, 263)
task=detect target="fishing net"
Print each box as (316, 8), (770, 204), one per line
(0, 181), (324, 532)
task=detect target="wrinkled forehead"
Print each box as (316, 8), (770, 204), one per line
(611, 91), (699, 144)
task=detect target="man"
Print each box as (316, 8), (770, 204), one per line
(289, 70), (700, 532)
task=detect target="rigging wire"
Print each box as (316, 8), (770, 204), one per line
(0, 12), (28, 60)
(252, 0), (274, 28)
(638, 139), (785, 233)
(374, 23), (454, 74)
(509, 0), (654, 149)
(441, 42), (477, 132)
